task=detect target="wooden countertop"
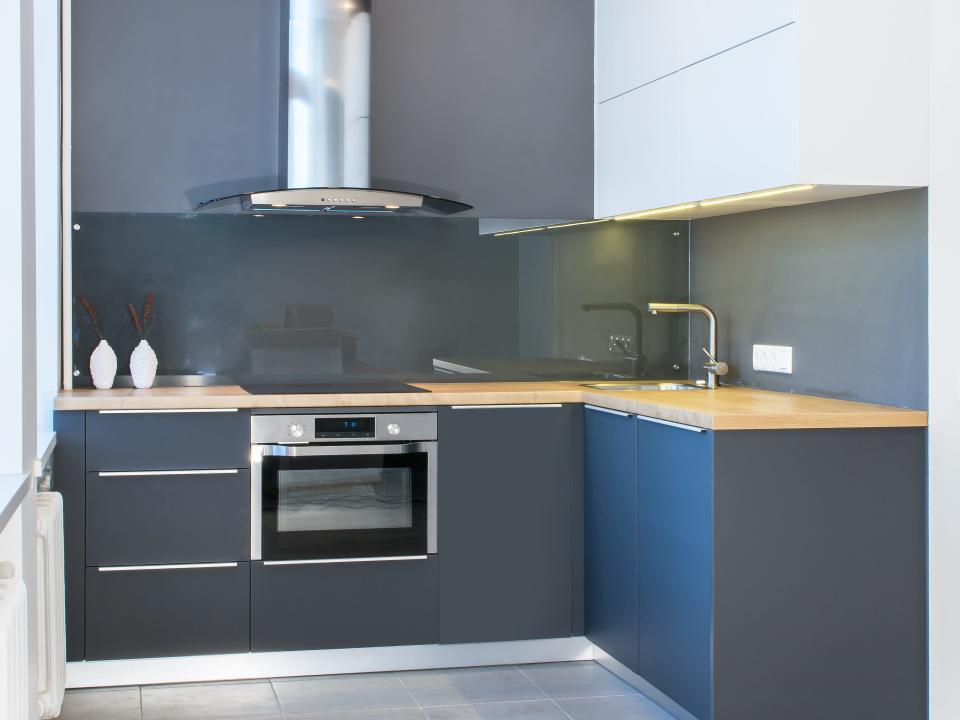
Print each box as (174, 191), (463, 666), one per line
(54, 382), (928, 431)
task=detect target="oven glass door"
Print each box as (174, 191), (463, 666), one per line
(259, 443), (430, 561)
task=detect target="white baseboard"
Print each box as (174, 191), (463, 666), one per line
(67, 637), (594, 688)
(593, 648), (699, 720)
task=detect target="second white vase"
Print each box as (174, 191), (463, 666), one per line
(130, 339), (158, 389)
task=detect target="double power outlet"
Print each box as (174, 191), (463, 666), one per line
(753, 344), (793, 374)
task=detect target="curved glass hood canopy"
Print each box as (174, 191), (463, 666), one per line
(196, 0), (471, 216)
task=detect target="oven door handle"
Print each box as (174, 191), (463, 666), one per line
(259, 442), (434, 457)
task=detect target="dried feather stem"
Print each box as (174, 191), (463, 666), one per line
(128, 302), (143, 337)
(142, 292), (154, 326)
(79, 297), (104, 340)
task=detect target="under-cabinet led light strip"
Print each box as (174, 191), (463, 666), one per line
(614, 184), (816, 220)
(492, 185), (817, 236)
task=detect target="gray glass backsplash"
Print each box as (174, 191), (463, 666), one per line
(71, 213), (689, 386)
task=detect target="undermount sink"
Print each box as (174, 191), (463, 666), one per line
(582, 381), (705, 391)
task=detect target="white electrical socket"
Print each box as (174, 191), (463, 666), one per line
(753, 344), (793, 374)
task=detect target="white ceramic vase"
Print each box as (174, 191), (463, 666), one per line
(89, 339), (117, 390)
(130, 339), (158, 389)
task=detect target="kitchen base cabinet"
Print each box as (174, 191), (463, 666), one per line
(584, 407), (639, 673)
(438, 405), (579, 644)
(636, 418), (712, 720)
(85, 409), (250, 472)
(85, 562), (251, 660)
(712, 428), (926, 720)
(53, 411), (86, 661)
(86, 470), (250, 566)
(251, 557), (439, 652)
(585, 413), (926, 720)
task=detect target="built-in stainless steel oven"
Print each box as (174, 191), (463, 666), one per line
(251, 412), (437, 563)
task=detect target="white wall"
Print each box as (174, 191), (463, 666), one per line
(34, 0), (60, 439)
(0, 0), (25, 475)
(928, 0), (960, 717)
(1, 0), (42, 716)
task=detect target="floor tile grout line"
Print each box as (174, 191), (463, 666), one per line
(396, 676), (430, 720)
(267, 677), (289, 719)
(515, 666), (576, 720)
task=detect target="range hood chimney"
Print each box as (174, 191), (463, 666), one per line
(197, 0), (471, 216)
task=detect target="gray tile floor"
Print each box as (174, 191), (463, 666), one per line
(59, 661), (677, 720)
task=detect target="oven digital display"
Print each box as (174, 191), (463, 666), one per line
(315, 417), (375, 438)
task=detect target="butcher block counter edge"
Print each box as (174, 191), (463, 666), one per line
(54, 382), (928, 431)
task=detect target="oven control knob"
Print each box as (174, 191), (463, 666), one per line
(289, 422), (305, 438)
(387, 423), (401, 435)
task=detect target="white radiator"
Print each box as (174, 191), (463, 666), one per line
(37, 492), (66, 719)
(0, 561), (29, 720)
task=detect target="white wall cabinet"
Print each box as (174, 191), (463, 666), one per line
(595, 0), (929, 219)
(596, 0), (796, 103)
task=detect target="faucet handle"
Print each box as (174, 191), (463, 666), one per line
(702, 348), (729, 377)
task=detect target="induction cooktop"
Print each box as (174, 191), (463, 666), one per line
(238, 378), (427, 395)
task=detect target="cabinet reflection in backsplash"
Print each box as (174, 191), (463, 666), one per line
(70, 213), (689, 385)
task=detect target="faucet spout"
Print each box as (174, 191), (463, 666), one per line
(646, 302), (726, 388)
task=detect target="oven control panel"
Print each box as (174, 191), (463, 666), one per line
(252, 412), (438, 444)
(314, 417), (375, 439)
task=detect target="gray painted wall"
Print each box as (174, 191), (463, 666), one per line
(71, 0), (594, 218)
(691, 189), (928, 409)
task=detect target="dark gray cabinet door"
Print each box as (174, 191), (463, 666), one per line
(251, 558), (439, 651)
(85, 409), (250, 471)
(438, 405), (576, 644)
(584, 407), (639, 673)
(85, 562), (250, 660)
(636, 418), (713, 720)
(86, 470), (250, 566)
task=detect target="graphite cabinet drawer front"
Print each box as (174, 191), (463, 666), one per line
(85, 409), (250, 471)
(85, 470), (250, 566)
(85, 562), (250, 660)
(251, 557), (439, 652)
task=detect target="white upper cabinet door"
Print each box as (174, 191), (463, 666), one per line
(593, 0), (928, 219)
(596, 24), (798, 218)
(596, 0), (797, 103)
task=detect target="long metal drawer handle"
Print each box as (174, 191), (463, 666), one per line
(98, 408), (239, 414)
(584, 405), (633, 418)
(450, 404), (562, 410)
(637, 415), (706, 433)
(98, 562), (239, 572)
(263, 556), (428, 566)
(260, 442), (433, 458)
(97, 469), (240, 477)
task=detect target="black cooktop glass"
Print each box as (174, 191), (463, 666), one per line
(238, 377), (427, 395)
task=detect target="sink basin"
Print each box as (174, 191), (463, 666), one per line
(582, 381), (705, 391)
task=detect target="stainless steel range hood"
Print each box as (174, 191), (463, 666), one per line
(196, 0), (471, 216)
